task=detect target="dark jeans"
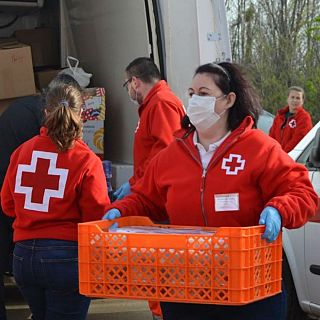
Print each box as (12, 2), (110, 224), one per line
(160, 281), (287, 320)
(13, 239), (90, 320)
(0, 209), (14, 320)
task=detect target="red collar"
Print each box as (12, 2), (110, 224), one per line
(138, 80), (168, 115)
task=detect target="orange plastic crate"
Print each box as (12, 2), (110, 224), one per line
(78, 217), (282, 305)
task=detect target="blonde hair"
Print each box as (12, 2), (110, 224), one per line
(44, 85), (83, 152)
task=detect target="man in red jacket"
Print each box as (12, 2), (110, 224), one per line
(114, 58), (185, 319)
(269, 86), (313, 152)
(114, 57), (185, 200)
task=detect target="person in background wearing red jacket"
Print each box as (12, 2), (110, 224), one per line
(103, 63), (318, 320)
(1, 83), (110, 320)
(269, 86), (313, 152)
(114, 57), (185, 201)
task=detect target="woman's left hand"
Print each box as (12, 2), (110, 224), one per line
(259, 206), (282, 242)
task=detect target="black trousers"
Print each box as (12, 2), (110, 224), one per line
(160, 282), (287, 320)
(0, 208), (14, 320)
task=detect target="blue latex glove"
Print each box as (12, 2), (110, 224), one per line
(102, 208), (121, 230)
(259, 206), (282, 242)
(114, 182), (131, 200)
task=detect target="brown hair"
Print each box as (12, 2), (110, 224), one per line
(44, 85), (83, 152)
(125, 57), (161, 83)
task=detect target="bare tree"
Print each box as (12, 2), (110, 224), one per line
(226, 0), (320, 122)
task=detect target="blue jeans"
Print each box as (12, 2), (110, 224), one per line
(160, 281), (287, 320)
(13, 239), (90, 320)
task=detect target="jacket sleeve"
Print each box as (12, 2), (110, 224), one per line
(78, 156), (111, 221)
(107, 153), (168, 222)
(1, 162), (16, 217)
(258, 143), (317, 228)
(284, 112), (313, 152)
(129, 100), (184, 185)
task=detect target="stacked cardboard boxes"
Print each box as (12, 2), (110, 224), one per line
(0, 39), (36, 100)
(0, 28), (60, 100)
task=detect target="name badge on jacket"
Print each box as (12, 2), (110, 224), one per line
(214, 193), (239, 212)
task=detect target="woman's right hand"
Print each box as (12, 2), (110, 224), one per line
(102, 208), (121, 220)
(102, 208), (121, 230)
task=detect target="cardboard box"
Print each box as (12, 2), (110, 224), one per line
(82, 120), (104, 157)
(15, 28), (60, 68)
(82, 87), (105, 121)
(0, 40), (36, 100)
(34, 69), (61, 90)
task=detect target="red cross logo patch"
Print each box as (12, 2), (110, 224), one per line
(14, 151), (69, 212)
(221, 154), (246, 175)
(288, 119), (296, 128)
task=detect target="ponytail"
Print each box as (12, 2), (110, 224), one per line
(44, 85), (83, 152)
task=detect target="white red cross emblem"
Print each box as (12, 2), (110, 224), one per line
(221, 154), (246, 175)
(14, 151), (69, 212)
(288, 119), (296, 128)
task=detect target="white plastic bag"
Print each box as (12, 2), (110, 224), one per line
(59, 56), (92, 88)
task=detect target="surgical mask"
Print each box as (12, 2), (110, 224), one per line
(187, 95), (224, 132)
(129, 95), (139, 106)
(128, 87), (139, 106)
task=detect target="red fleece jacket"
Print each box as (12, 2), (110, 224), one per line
(269, 106), (313, 152)
(1, 127), (110, 242)
(109, 117), (317, 229)
(129, 80), (185, 186)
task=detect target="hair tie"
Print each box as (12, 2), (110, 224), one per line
(60, 100), (69, 107)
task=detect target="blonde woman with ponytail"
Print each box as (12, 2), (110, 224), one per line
(1, 82), (110, 320)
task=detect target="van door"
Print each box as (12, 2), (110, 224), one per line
(158, 0), (231, 106)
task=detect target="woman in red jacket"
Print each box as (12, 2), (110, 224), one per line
(1, 82), (110, 320)
(269, 86), (313, 152)
(103, 63), (317, 320)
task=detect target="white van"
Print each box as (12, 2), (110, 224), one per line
(284, 122), (320, 320)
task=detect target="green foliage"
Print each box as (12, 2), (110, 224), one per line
(304, 79), (320, 124)
(308, 16), (320, 41)
(227, 0), (320, 125)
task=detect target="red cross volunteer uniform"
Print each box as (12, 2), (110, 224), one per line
(129, 80), (185, 186)
(269, 106), (313, 153)
(108, 116), (317, 228)
(1, 127), (110, 242)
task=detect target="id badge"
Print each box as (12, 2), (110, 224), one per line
(214, 193), (239, 212)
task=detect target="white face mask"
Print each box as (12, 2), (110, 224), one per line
(187, 95), (224, 132)
(129, 94), (139, 105)
(128, 87), (139, 106)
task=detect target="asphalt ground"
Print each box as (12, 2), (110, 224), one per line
(4, 276), (314, 320)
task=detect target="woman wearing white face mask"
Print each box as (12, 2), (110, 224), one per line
(103, 62), (318, 320)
